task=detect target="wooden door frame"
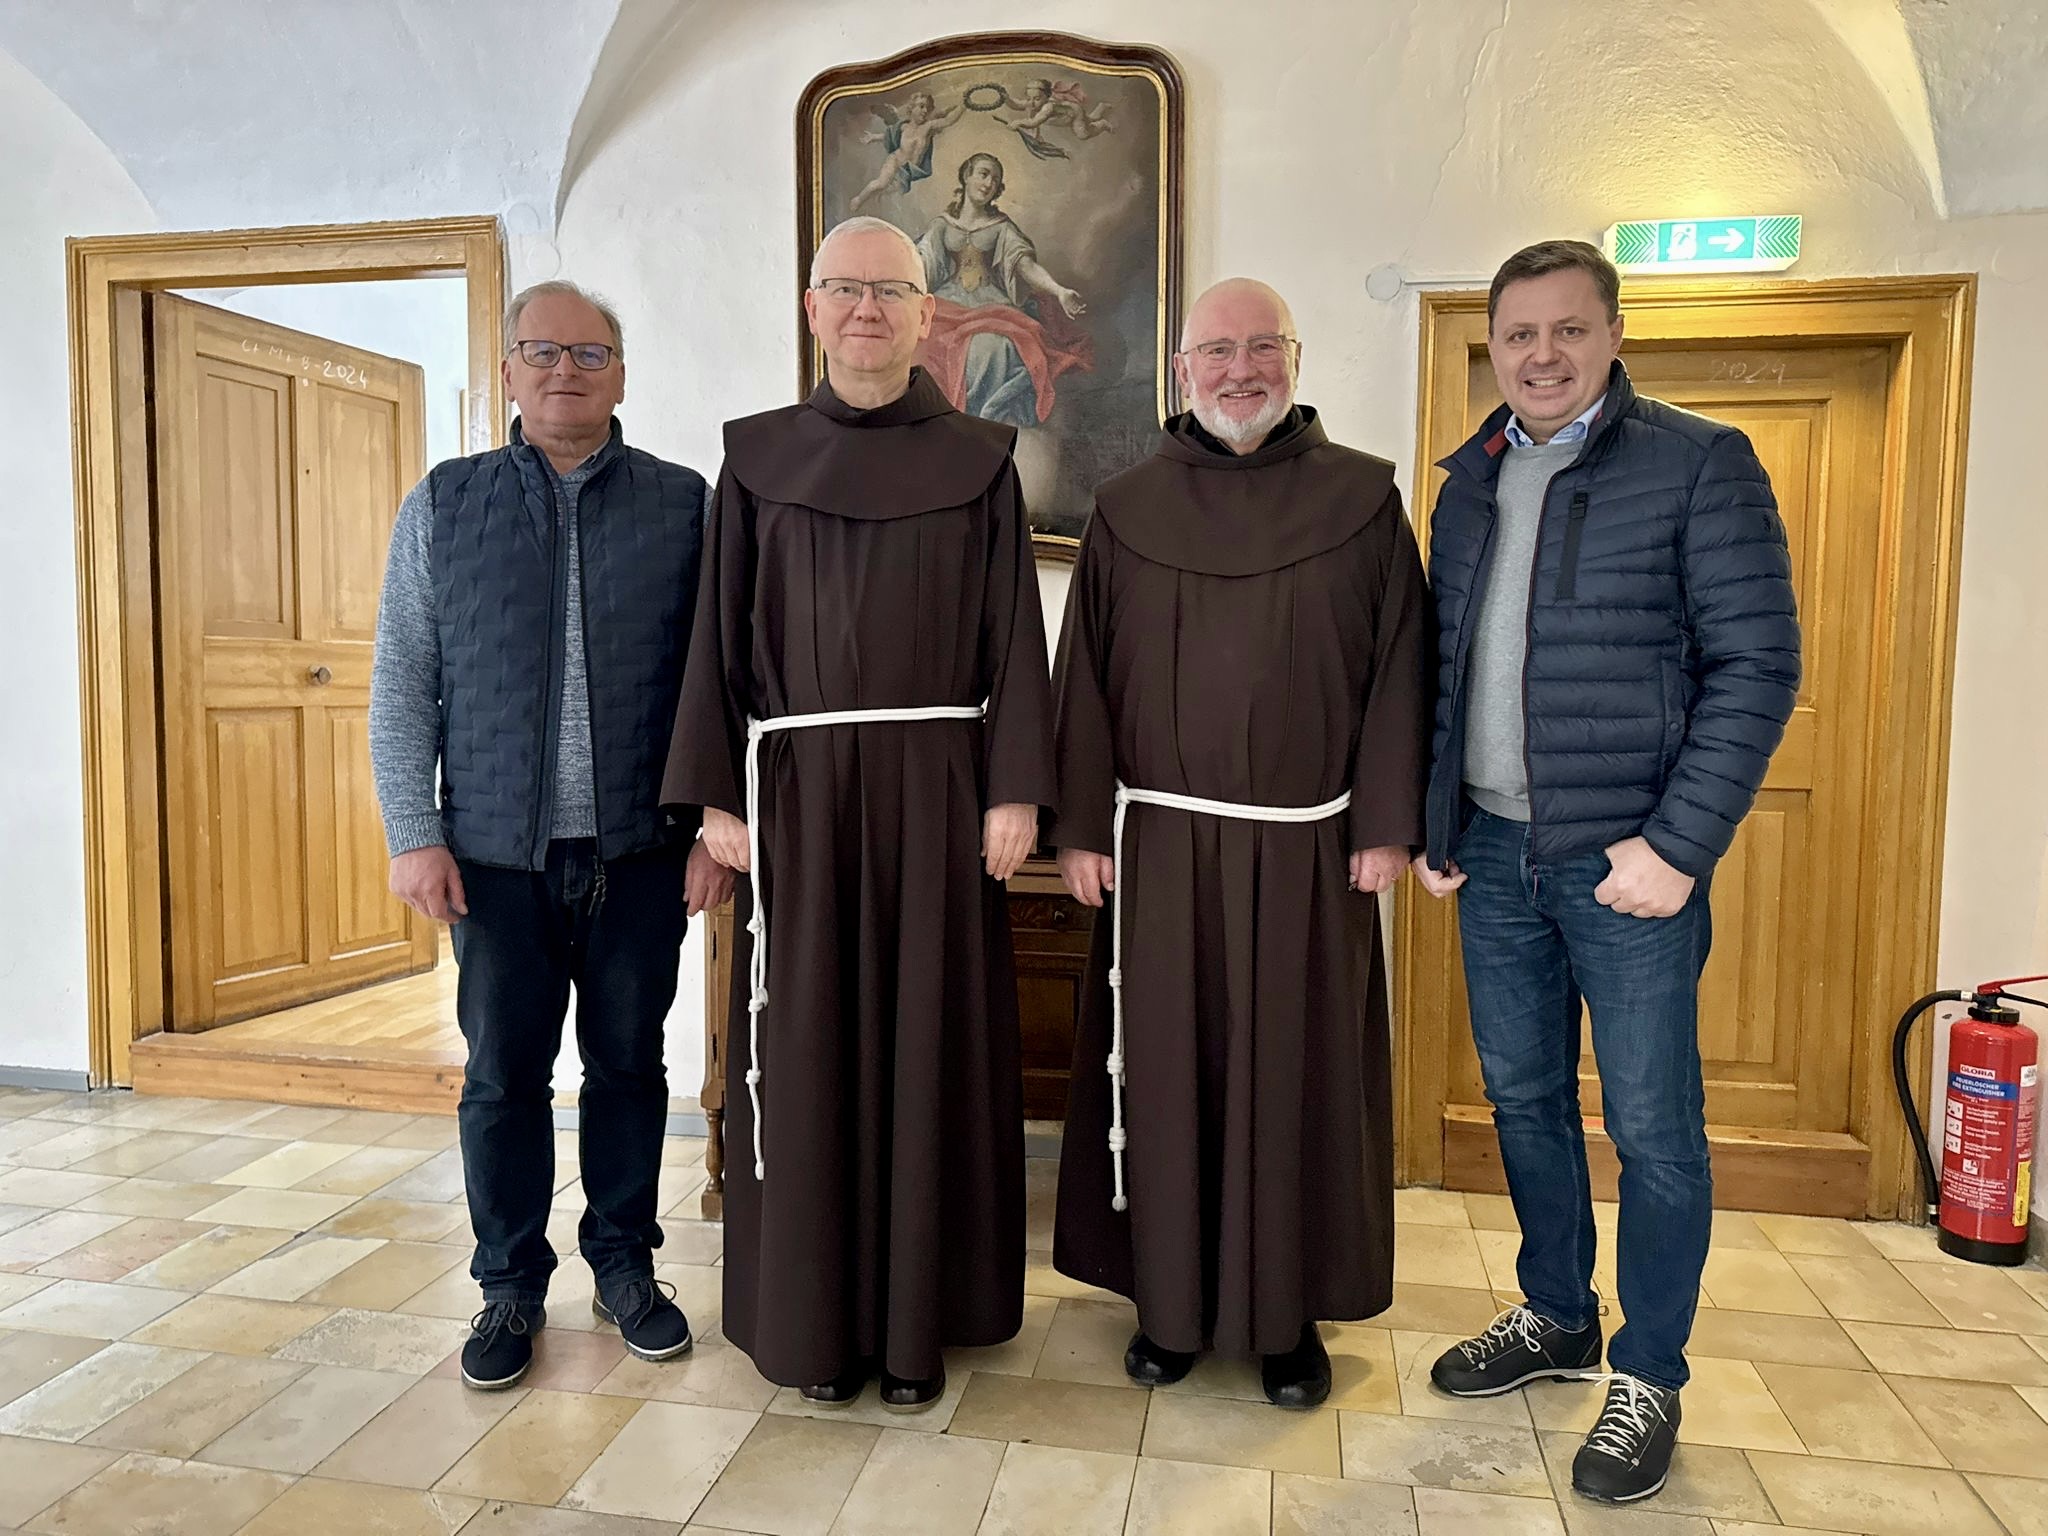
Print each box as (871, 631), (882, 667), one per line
(1392, 274), (1976, 1221)
(68, 216), (507, 1087)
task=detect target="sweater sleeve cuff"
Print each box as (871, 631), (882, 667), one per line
(384, 813), (447, 858)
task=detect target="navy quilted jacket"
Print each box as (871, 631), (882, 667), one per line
(429, 422), (706, 870)
(1423, 362), (1801, 879)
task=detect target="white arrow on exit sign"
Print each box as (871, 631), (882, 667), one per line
(1708, 229), (1747, 253)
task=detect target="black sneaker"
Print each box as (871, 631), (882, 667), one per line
(1124, 1331), (1198, 1387)
(1429, 1304), (1602, 1397)
(1572, 1375), (1681, 1503)
(461, 1299), (544, 1390)
(1262, 1323), (1333, 1409)
(592, 1277), (693, 1362)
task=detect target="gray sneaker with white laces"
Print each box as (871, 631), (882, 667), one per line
(1428, 1304), (1603, 1397)
(1572, 1373), (1681, 1502)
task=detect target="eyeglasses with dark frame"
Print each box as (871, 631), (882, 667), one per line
(509, 339), (617, 370)
(811, 278), (927, 307)
(1180, 334), (1300, 367)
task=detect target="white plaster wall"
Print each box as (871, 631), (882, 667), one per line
(0, 46), (156, 1077)
(549, 0), (2048, 1183)
(192, 279), (472, 466)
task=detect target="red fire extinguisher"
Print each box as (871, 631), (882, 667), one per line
(1894, 975), (2047, 1265)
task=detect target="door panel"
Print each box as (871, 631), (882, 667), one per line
(154, 293), (434, 1029)
(1421, 327), (1893, 1214)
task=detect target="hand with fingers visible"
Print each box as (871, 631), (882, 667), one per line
(390, 845), (469, 923)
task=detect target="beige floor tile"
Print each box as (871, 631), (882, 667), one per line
(1396, 1189), (1475, 1228)
(1394, 1226), (1491, 1290)
(1744, 1449), (2005, 1536)
(1463, 1194), (1520, 1232)
(1525, 1376), (1607, 1434)
(0, 1341), (203, 1442)
(0, 1123), (145, 1172)
(559, 1400), (762, 1525)
(319, 1196), (472, 1243)
(211, 1233), (387, 1301)
(827, 1428), (1003, 1536)
(1392, 1331), (1532, 1425)
(1374, 1285), (1510, 1337)
(22, 1450), (292, 1534)
(464, 1504), (683, 1535)
(0, 1167), (120, 1209)
(437, 1388), (646, 1505)
(1706, 1213), (1777, 1253)
(1786, 1254), (1955, 1328)
(0, 1271), (54, 1312)
(1685, 1307), (1871, 1369)
(0, 1434), (118, 1527)
(303, 1240), (467, 1310)
(1893, 1259), (2048, 1334)
(62, 1131), (220, 1181)
(83, 1351), (307, 1458)
(1337, 1410), (1550, 1496)
(235, 1477), (481, 1536)
(276, 1305), (471, 1373)
(514, 1327), (631, 1393)
(1843, 1319), (2048, 1384)
(660, 1221), (725, 1266)
(188, 1186), (359, 1229)
(1152, 1350), (1271, 1405)
(657, 1263), (724, 1340)
(976, 1442), (1136, 1536)
(1752, 1361), (1942, 1464)
(130, 1293), (331, 1356)
(1270, 1471), (1418, 1535)
(373, 1117), (462, 1152)
(1413, 1488), (1564, 1535)
(293, 1144), (437, 1197)
(236, 1105), (351, 1142)
(146, 1135), (281, 1185)
(1669, 1357), (1803, 1452)
(1033, 1295), (1141, 1388)
(1752, 1213), (1880, 1257)
(73, 1176), (233, 1219)
(1142, 1391), (1342, 1476)
(0, 1201), (57, 1235)
(765, 1368), (971, 1432)
(117, 1223), (292, 1289)
(198, 1361), (413, 1473)
(946, 1371), (1148, 1455)
(1535, 1432), (1779, 1523)
(1125, 1455), (1271, 1535)
(1857, 1222), (1946, 1264)
(658, 1167), (711, 1218)
(0, 1210), (128, 1269)
(374, 1147), (468, 1204)
(0, 1332), (105, 1413)
(0, 1278), (186, 1339)
(1888, 1375), (2048, 1475)
(1474, 1230), (1523, 1292)
(1963, 1472), (2048, 1536)
(1555, 1501), (1714, 1534)
(948, 1293), (1056, 1379)
(314, 1377), (526, 1488)
(684, 1412), (878, 1533)
(593, 1338), (779, 1411)
(216, 1139), (360, 1189)
(149, 1101), (281, 1136)
(395, 1260), (488, 1321)
(29, 1216), (211, 1282)
(1023, 1249), (1125, 1303)
(1697, 1250), (1827, 1317)
(2009, 1267), (2048, 1312)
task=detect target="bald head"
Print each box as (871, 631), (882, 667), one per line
(810, 216), (924, 288)
(1180, 278), (1295, 353)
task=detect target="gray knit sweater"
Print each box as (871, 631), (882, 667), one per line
(369, 463), (598, 856)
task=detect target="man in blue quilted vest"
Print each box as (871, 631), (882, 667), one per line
(369, 281), (730, 1392)
(1412, 241), (1800, 1504)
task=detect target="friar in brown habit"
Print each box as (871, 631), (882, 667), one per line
(1049, 278), (1430, 1407)
(664, 217), (1055, 1411)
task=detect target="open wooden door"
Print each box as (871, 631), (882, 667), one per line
(151, 293), (435, 1030)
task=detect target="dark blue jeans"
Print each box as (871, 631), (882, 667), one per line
(451, 838), (685, 1304)
(1453, 807), (1713, 1390)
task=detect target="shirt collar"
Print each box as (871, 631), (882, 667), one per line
(1505, 392), (1607, 450)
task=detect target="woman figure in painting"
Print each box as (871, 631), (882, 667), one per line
(915, 152), (1093, 429)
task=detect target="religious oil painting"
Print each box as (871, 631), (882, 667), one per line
(799, 32), (1185, 555)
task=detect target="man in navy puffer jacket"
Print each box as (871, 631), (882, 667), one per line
(1412, 241), (1799, 1506)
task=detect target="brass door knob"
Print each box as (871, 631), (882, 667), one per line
(308, 665), (333, 686)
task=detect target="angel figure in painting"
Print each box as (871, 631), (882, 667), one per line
(849, 90), (966, 211)
(993, 78), (1115, 160)
(914, 151), (1093, 429)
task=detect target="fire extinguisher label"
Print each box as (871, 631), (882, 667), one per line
(1945, 1069), (2023, 1224)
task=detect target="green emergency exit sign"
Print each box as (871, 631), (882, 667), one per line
(1602, 216), (1802, 274)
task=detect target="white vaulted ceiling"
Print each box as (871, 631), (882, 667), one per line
(1, 0), (2044, 231)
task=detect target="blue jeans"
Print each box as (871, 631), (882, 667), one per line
(1453, 807), (1713, 1390)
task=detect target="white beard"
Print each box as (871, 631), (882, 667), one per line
(1192, 387), (1293, 447)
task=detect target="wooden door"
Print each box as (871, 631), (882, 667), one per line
(152, 293), (434, 1030)
(1400, 297), (1901, 1218)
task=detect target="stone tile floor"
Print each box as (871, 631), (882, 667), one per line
(1, 1084), (2046, 1533)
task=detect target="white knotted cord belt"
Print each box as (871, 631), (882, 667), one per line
(740, 703), (986, 1183)
(1104, 782), (1352, 1212)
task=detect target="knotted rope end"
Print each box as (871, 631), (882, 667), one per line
(1112, 1194), (1129, 1213)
